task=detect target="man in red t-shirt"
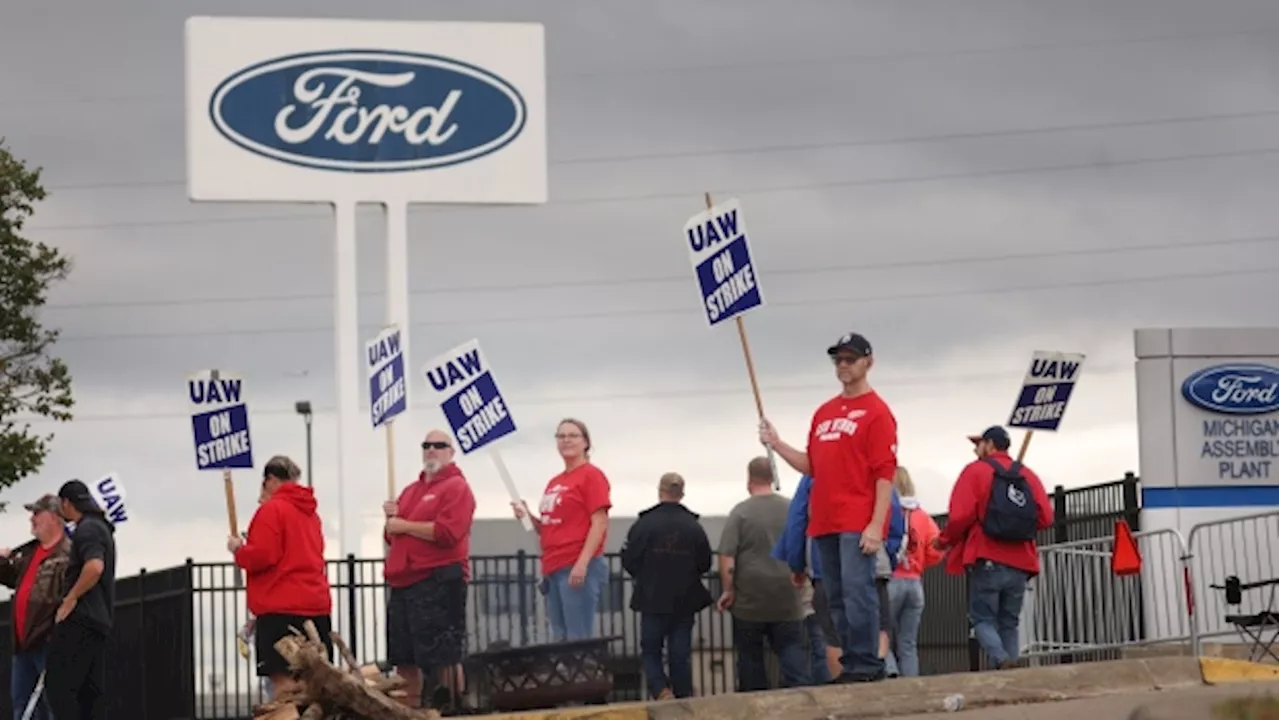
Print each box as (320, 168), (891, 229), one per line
(0, 494), (71, 720)
(760, 332), (898, 683)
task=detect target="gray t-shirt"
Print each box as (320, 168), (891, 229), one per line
(717, 493), (802, 623)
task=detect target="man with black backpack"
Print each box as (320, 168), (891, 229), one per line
(935, 426), (1053, 669)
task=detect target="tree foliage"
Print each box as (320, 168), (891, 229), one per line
(0, 137), (74, 493)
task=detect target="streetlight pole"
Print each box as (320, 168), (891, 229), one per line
(295, 400), (314, 488)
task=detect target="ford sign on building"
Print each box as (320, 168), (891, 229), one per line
(1135, 327), (1279, 519)
(185, 17), (546, 204)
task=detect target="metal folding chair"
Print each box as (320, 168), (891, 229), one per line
(1210, 575), (1279, 662)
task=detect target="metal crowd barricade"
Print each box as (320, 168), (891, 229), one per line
(1183, 511), (1280, 655)
(1019, 528), (1193, 663)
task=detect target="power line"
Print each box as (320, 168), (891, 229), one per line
(26, 147), (1277, 234)
(6, 26), (1263, 110)
(42, 235), (1275, 312)
(12, 364), (1132, 424)
(51, 267), (1275, 343)
(44, 110), (1276, 192)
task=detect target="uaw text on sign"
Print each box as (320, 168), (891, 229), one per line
(1008, 351), (1086, 432)
(189, 371), (254, 470)
(423, 339), (516, 454)
(367, 327), (408, 428)
(684, 197), (764, 327)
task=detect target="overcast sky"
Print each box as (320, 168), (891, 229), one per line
(1, 0), (1276, 575)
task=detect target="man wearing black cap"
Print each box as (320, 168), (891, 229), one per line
(759, 332), (899, 683)
(45, 480), (117, 719)
(935, 426), (1053, 669)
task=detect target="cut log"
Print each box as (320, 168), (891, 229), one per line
(274, 634), (439, 720)
(254, 705), (300, 720)
(300, 704), (326, 720)
(330, 631), (362, 676)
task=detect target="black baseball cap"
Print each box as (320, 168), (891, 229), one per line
(827, 332), (873, 357)
(968, 426), (1012, 451)
(57, 480), (103, 515)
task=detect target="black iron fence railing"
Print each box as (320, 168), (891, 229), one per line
(0, 473), (1139, 719)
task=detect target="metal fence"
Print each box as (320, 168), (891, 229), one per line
(0, 473), (1143, 718)
(1018, 510), (1279, 664)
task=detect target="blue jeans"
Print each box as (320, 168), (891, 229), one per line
(803, 614), (831, 684)
(814, 532), (883, 678)
(12, 646), (50, 720)
(544, 556), (608, 642)
(884, 577), (925, 677)
(968, 560), (1029, 665)
(732, 618), (811, 691)
(639, 613), (694, 698)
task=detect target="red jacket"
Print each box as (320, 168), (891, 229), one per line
(234, 483), (331, 617)
(384, 464), (476, 589)
(938, 451), (1054, 576)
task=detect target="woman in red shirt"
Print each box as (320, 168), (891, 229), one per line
(513, 418), (612, 641)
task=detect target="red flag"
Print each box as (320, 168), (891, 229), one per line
(1111, 520), (1142, 576)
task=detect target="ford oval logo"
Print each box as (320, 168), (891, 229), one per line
(1180, 363), (1280, 415)
(208, 50), (527, 173)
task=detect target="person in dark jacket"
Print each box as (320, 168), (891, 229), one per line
(620, 473), (713, 700)
(45, 480), (117, 720)
(0, 494), (71, 720)
(229, 455), (333, 700)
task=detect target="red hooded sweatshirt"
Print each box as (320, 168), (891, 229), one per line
(384, 463), (476, 588)
(234, 482), (331, 617)
(938, 451), (1054, 577)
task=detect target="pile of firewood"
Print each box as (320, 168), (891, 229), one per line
(251, 621), (439, 720)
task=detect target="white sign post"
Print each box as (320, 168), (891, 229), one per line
(188, 369), (254, 536)
(422, 339), (533, 532)
(185, 16), (547, 557)
(1007, 350), (1087, 461)
(683, 194), (780, 487)
(367, 326), (408, 500)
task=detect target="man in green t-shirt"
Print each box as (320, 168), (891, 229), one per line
(716, 457), (812, 691)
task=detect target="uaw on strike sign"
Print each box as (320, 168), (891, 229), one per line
(367, 326), (408, 428)
(188, 371), (254, 469)
(1008, 351), (1086, 432)
(684, 197), (764, 326)
(422, 339), (516, 453)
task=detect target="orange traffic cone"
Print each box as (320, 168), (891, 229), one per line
(1111, 519), (1142, 576)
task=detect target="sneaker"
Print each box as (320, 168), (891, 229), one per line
(830, 669), (887, 684)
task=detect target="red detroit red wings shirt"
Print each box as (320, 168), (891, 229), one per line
(806, 390), (899, 537)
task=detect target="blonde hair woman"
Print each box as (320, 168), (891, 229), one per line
(884, 467), (942, 678)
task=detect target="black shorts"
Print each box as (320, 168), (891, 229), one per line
(387, 564), (468, 669)
(810, 579), (841, 647)
(255, 613), (334, 677)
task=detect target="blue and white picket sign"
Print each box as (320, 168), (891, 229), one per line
(421, 339), (532, 531)
(683, 197), (765, 327)
(188, 370), (254, 470)
(367, 326), (408, 429)
(422, 339), (516, 454)
(1008, 351), (1087, 432)
(89, 472), (129, 526)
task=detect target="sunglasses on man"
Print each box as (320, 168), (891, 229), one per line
(422, 441), (451, 450)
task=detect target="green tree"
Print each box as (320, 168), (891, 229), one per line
(0, 138), (73, 496)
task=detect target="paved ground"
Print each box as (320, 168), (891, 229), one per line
(884, 682), (1276, 720)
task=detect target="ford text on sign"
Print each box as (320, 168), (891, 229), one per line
(1008, 351), (1086, 432)
(185, 16), (547, 204)
(683, 198), (764, 326)
(422, 339), (515, 454)
(189, 371), (254, 470)
(367, 327), (408, 428)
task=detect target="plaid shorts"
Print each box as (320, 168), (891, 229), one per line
(387, 564), (468, 669)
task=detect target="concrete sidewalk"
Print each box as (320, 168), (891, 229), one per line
(483, 657), (1277, 720)
(891, 682), (1276, 720)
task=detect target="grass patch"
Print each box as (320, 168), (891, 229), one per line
(1213, 694), (1279, 720)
